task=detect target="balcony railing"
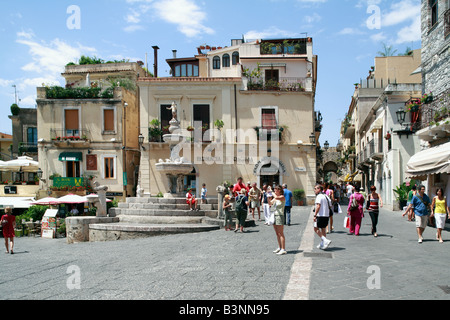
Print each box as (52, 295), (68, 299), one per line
(50, 129), (91, 141)
(416, 89), (450, 131)
(369, 139), (383, 160)
(247, 77), (308, 92)
(445, 9), (450, 38)
(18, 143), (38, 154)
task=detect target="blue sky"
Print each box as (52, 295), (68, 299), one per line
(0, 0), (422, 146)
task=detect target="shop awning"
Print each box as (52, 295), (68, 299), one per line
(59, 152), (82, 162)
(406, 142), (450, 179)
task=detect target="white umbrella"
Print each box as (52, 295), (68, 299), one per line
(0, 156), (39, 172)
(54, 194), (88, 204)
(30, 197), (59, 206)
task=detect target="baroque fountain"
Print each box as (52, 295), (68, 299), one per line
(155, 102), (195, 197)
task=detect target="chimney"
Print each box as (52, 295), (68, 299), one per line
(172, 50), (177, 59)
(152, 46), (159, 78)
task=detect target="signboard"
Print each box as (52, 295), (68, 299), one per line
(86, 154), (97, 171)
(53, 177), (85, 188)
(41, 209), (58, 239)
(4, 186), (17, 195)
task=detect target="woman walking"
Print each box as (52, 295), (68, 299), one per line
(270, 185), (287, 255)
(431, 188), (449, 243)
(347, 187), (365, 236)
(1, 207), (16, 254)
(367, 186), (383, 237)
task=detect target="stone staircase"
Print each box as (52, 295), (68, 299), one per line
(88, 197), (224, 241)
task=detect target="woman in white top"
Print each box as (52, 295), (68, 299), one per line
(270, 185), (286, 255)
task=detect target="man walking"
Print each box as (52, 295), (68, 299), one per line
(282, 184), (293, 226)
(406, 185), (432, 243)
(249, 183), (262, 221)
(314, 185), (332, 250)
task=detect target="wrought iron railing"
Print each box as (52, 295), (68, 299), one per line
(50, 129), (91, 141)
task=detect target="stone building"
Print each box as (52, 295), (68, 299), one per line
(36, 62), (145, 200)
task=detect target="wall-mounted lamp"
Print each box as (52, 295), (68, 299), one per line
(309, 133), (316, 146)
(138, 133), (146, 151)
(324, 141), (330, 151)
(37, 168), (46, 183)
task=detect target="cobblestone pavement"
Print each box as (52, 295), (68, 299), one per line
(0, 205), (449, 301)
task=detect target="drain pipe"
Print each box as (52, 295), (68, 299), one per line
(152, 46), (159, 78)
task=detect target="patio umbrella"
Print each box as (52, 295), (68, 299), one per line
(54, 194), (88, 204)
(30, 197), (59, 206)
(0, 156), (39, 172)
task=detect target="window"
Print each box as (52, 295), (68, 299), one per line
(222, 54), (230, 68)
(160, 105), (173, 135)
(213, 56), (221, 69)
(265, 69), (279, 83)
(27, 127), (37, 145)
(232, 52), (240, 65)
(104, 157), (115, 179)
(261, 109), (277, 130)
(430, 0), (438, 27)
(193, 104), (210, 141)
(65, 109), (79, 136)
(103, 108), (115, 132)
(173, 63), (199, 77)
(66, 161), (81, 178)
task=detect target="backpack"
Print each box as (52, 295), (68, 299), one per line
(349, 195), (359, 211)
(235, 195), (247, 213)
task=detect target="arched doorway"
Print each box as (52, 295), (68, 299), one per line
(254, 157), (288, 188)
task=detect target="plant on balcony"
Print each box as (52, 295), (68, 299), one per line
(421, 92), (433, 104)
(265, 79), (280, 91)
(214, 120), (224, 130)
(10, 103), (20, 116)
(187, 126), (195, 132)
(406, 99), (421, 112)
(384, 133), (392, 140)
(149, 119), (163, 142)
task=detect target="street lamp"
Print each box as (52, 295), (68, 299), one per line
(309, 133), (316, 145)
(138, 133), (145, 150)
(37, 168), (43, 179)
(396, 108), (407, 126)
(324, 141), (330, 151)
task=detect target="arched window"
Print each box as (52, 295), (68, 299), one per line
(213, 56), (221, 69)
(222, 54), (230, 68)
(232, 51), (240, 65)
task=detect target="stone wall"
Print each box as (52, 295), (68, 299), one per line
(421, 0), (450, 96)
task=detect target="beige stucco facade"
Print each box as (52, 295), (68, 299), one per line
(138, 38), (319, 203)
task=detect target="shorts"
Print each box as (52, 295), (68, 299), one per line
(236, 210), (247, 227)
(415, 215), (428, 229)
(250, 200), (260, 209)
(273, 214), (285, 226)
(315, 217), (329, 229)
(435, 213), (447, 229)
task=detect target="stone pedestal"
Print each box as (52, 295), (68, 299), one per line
(66, 216), (119, 244)
(216, 185), (226, 219)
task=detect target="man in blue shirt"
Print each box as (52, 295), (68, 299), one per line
(282, 184), (293, 226)
(406, 185), (432, 244)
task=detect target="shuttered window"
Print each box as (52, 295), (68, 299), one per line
(104, 157), (115, 179)
(104, 109), (115, 132)
(262, 109), (277, 130)
(65, 109), (79, 130)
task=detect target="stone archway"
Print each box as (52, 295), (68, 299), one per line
(253, 156), (288, 188)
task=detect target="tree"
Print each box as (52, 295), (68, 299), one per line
(377, 43), (397, 57)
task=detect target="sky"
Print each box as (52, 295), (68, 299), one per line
(0, 0), (422, 146)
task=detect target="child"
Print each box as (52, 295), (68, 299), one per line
(223, 195), (233, 231)
(1, 207), (16, 254)
(201, 183), (207, 204)
(186, 188), (198, 211)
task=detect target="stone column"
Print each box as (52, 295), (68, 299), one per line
(216, 185), (226, 219)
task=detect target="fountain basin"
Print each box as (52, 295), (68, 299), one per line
(155, 163), (194, 175)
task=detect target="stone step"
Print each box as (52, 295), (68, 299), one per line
(126, 197), (218, 205)
(117, 215), (205, 225)
(118, 202), (218, 211)
(88, 223), (221, 242)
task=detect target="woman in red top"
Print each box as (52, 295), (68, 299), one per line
(1, 207), (16, 254)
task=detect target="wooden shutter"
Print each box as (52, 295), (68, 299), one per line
(262, 109), (277, 130)
(65, 109), (79, 130)
(104, 109), (115, 132)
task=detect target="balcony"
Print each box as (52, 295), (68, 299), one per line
(369, 139), (384, 161)
(50, 129), (91, 148)
(415, 89), (450, 142)
(246, 77), (309, 92)
(18, 143), (38, 154)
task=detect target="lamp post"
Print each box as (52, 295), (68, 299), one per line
(138, 133), (145, 149)
(396, 108), (406, 126)
(324, 141), (330, 151)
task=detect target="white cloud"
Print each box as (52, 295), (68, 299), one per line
(244, 27), (300, 40)
(124, 0), (213, 37)
(338, 27), (365, 35)
(382, 0), (420, 27)
(395, 15), (421, 43)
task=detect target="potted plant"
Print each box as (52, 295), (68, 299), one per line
(187, 126), (195, 132)
(148, 119), (163, 142)
(214, 120), (224, 130)
(393, 182), (411, 210)
(293, 189), (306, 206)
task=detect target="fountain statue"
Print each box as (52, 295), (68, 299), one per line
(155, 102), (195, 198)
